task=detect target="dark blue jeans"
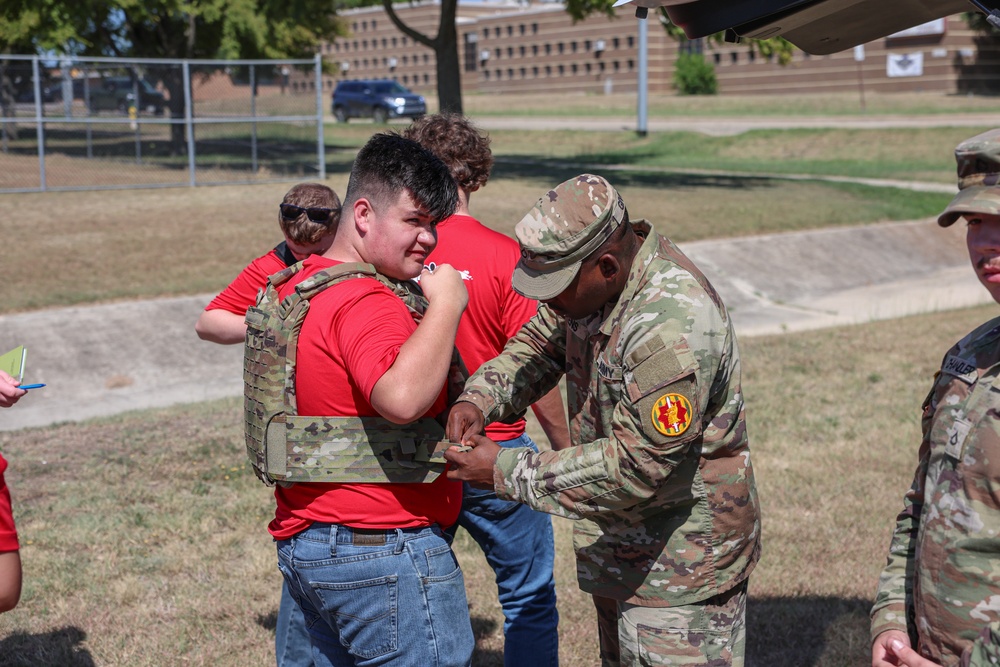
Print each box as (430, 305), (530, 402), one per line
(454, 434), (559, 667)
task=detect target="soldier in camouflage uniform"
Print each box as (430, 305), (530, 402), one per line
(443, 174), (761, 667)
(871, 128), (1000, 667)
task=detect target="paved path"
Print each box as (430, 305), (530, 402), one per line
(0, 216), (989, 432)
(476, 113), (1000, 136)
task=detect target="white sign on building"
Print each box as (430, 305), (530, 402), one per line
(887, 52), (924, 77)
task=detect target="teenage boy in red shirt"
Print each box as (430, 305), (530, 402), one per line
(261, 133), (474, 666)
(404, 114), (568, 667)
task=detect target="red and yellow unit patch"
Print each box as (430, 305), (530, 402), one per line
(651, 393), (693, 437)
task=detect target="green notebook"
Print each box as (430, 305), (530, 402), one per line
(0, 346), (26, 382)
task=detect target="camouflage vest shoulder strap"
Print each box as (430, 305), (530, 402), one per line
(243, 261), (466, 487)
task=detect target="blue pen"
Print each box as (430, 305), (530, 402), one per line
(19, 383), (45, 390)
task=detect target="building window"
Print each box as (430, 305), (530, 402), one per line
(598, 61), (605, 72)
(571, 41), (578, 53)
(496, 68), (502, 79)
(495, 49), (501, 60)
(532, 66), (539, 76)
(748, 49), (756, 62)
(402, 37), (409, 45)
(558, 64), (565, 75)
(627, 36), (635, 48)
(507, 46), (513, 58)
(730, 52), (738, 64)
(362, 40), (368, 49)
(362, 21), (367, 31)
(571, 63), (578, 73)
(483, 28), (489, 38)
(495, 27), (502, 38)
(371, 19), (377, 29)
(403, 74), (409, 84)
(519, 24), (525, 35)
(484, 69), (490, 80)
(507, 25), (513, 36)
(613, 37), (620, 49)
(585, 62), (592, 73)
(532, 45), (538, 55)
(519, 67), (526, 78)
(584, 40), (591, 51)
(713, 52), (721, 64)
(519, 45), (526, 56)
(423, 54), (429, 64)
(392, 37), (398, 47)
(423, 73), (429, 83)
(613, 60), (619, 72)
(627, 59), (634, 70)
(545, 65), (551, 76)
(532, 23), (538, 34)
(352, 22), (357, 32)
(382, 38), (387, 48)
(402, 55), (408, 65)
(545, 44), (551, 55)
(558, 42), (564, 54)
(507, 68), (514, 78)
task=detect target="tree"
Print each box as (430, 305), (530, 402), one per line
(379, 0), (462, 114)
(0, 0), (346, 153)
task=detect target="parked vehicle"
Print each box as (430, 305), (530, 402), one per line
(331, 79), (425, 123)
(85, 77), (166, 116)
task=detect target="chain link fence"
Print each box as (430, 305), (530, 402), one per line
(0, 55), (326, 192)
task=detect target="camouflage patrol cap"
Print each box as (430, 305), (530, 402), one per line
(938, 128), (1000, 227)
(512, 173), (626, 300)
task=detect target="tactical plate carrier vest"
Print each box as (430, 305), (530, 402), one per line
(243, 262), (465, 486)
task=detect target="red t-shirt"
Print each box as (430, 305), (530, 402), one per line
(204, 243), (292, 315)
(0, 453), (18, 553)
(268, 255), (462, 539)
(424, 215), (539, 442)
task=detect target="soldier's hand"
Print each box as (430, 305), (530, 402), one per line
(420, 264), (468, 313)
(872, 631), (920, 667)
(446, 401), (485, 443)
(886, 641), (941, 667)
(444, 435), (501, 489)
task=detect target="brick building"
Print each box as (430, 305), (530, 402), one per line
(296, 2), (998, 100)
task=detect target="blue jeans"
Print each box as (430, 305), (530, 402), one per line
(276, 578), (314, 667)
(277, 523), (474, 667)
(455, 434), (559, 667)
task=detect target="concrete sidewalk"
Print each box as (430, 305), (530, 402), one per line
(0, 218), (990, 432)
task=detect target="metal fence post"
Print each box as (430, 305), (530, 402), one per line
(250, 64), (258, 174)
(183, 61), (196, 186)
(32, 56), (47, 191)
(315, 53), (325, 180)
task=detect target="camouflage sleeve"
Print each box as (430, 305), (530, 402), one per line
(962, 622), (1000, 667)
(871, 386), (934, 642)
(492, 326), (729, 520)
(458, 304), (567, 423)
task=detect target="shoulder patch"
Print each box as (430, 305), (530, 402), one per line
(651, 393), (693, 437)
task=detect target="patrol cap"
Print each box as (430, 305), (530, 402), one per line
(512, 173), (626, 300)
(938, 128), (1000, 227)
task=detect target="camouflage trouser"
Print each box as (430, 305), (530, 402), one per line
(594, 580), (748, 667)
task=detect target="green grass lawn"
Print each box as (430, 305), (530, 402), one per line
(2, 303), (995, 665)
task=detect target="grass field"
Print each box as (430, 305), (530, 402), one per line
(0, 98), (994, 664)
(2, 303), (995, 666)
(1, 122), (968, 314)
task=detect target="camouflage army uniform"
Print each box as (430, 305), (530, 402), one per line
(458, 182), (762, 665)
(871, 317), (1000, 666)
(871, 128), (1000, 667)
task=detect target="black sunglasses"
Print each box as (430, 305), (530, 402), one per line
(279, 203), (338, 224)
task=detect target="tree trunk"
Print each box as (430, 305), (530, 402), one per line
(435, 26), (462, 114)
(160, 69), (187, 156)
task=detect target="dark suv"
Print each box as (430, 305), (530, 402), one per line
(331, 79), (426, 123)
(85, 77), (167, 116)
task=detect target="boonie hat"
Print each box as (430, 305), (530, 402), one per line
(511, 174), (626, 300)
(938, 128), (1000, 227)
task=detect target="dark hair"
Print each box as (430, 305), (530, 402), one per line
(344, 133), (458, 223)
(279, 183), (342, 245)
(402, 114), (493, 193)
